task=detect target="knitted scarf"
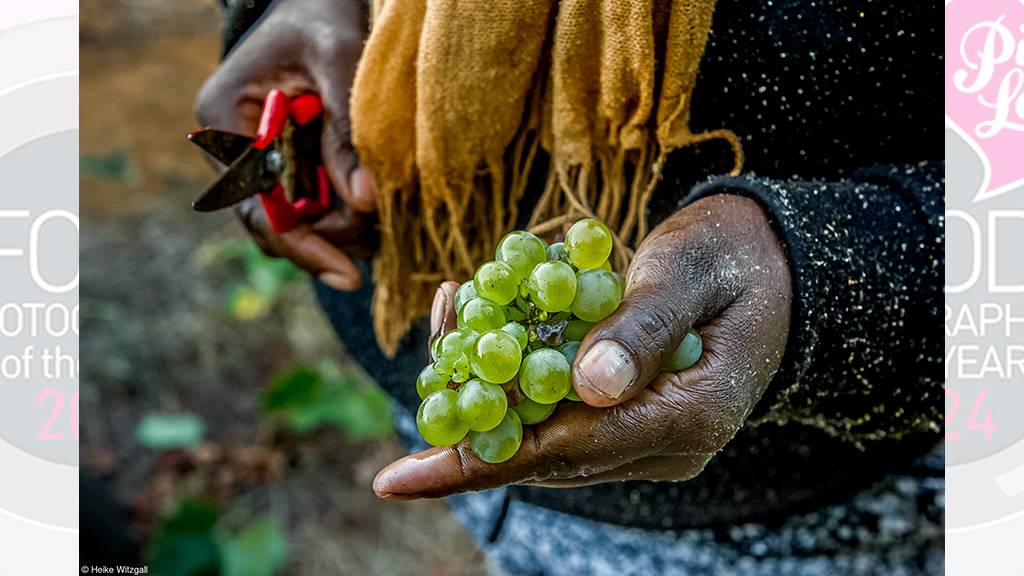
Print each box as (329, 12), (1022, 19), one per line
(350, 0), (741, 356)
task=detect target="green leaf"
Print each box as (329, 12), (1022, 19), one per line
(283, 391), (338, 433)
(137, 414), (205, 450)
(260, 366), (321, 412)
(243, 245), (299, 297)
(219, 518), (289, 576)
(262, 364), (393, 440)
(149, 501), (221, 576)
(80, 148), (141, 185)
(196, 237), (250, 268)
(288, 382), (393, 440)
(228, 284), (273, 321)
(330, 386), (394, 440)
(247, 260), (285, 298)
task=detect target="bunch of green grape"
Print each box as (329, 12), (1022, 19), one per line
(415, 218), (703, 463)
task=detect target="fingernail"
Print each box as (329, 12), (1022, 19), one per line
(349, 167), (377, 208)
(319, 271), (356, 291)
(576, 340), (636, 400)
(430, 287), (447, 335)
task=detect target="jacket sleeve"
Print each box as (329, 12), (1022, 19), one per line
(678, 161), (944, 447)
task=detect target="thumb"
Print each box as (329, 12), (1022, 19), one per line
(572, 238), (723, 407)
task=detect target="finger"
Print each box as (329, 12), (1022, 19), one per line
(571, 232), (714, 407)
(374, 386), (684, 500)
(237, 198), (362, 290)
(195, 27), (312, 135)
(279, 226), (362, 291)
(429, 281), (461, 350)
(309, 206), (365, 248)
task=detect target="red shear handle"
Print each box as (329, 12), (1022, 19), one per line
(255, 90), (333, 233)
(259, 167), (333, 233)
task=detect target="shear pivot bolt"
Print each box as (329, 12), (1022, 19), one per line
(265, 150), (285, 174)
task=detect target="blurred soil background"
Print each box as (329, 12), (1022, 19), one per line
(80, 1), (485, 574)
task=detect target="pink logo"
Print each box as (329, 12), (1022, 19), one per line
(946, 0), (1024, 202)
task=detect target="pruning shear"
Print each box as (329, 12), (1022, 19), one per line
(188, 89), (335, 233)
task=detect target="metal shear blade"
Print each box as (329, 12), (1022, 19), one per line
(187, 129), (254, 167)
(189, 131), (281, 212)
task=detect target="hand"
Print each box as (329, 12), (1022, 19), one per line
(374, 194), (793, 499)
(195, 0), (374, 291)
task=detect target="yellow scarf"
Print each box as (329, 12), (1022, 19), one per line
(351, 0), (741, 356)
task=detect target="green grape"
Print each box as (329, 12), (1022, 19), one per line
(452, 353), (472, 383)
(611, 271), (626, 298)
(558, 340), (581, 364)
(431, 333), (444, 362)
(556, 341), (583, 400)
(512, 397), (557, 424)
(468, 409), (523, 463)
(454, 280), (477, 314)
(565, 218), (613, 269)
(571, 269), (622, 322)
(565, 320), (596, 342)
(546, 241), (567, 263)
(599, 260), (612, 272)
(528, 261), (577, 313)
(470, 330), (522, 384)
(663, 329), (703, 372)
(501, 321), (529, 349)
(458, 297), (506, 333)
(457, 379), (508, 431)
(495, 231), (547, 280)
(474, 261), (520, 305)
(433, 360), (453, 378)
(417, 389), (469, 447)
(417, 364), (449, 400)
(436, 328), (479, 375)
(519, 348), (572, 404)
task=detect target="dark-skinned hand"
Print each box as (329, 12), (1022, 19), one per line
(375, 194), (793, 499)
(195, 0), (373, 291)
